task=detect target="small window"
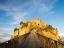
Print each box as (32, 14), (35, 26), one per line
(38, 24), (39, 25)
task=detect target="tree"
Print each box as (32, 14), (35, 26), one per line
(14, 28), (18, 31)
(20, 21), (23, 25)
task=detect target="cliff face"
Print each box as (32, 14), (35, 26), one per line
(12, 19), (61, 41)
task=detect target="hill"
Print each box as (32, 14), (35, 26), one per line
(11, 19), (61, 41)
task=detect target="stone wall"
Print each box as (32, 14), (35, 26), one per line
(36, 33), (64, 48)
(0, 32), (30, 48)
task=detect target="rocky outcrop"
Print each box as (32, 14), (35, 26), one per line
(12, 19), (61, 41)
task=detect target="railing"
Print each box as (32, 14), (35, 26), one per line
(0, 32), (30, 48)
(36, 33), (64, 48)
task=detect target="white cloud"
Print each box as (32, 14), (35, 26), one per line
(0, 27), (14, 35)
(0, 27), (13, 31)
(7, 11), (28, 24)
(0, 0), (30, 25)
(40, 4), (52, 12)
(0, 36), (11, 43)
(32, 0), (57, 13)
(3, 28), (13, 31)
(59, 33), (64, 37)
(0, 30), (5, 35)
(59, 33), (64, 41)
(0, 30), (11, 43)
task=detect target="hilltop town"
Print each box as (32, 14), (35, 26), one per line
(12, 19), (61, 41)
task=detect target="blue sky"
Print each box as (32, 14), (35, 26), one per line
(0, 0), (64, 40)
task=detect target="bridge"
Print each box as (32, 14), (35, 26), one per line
(0, 32), (64, 48)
